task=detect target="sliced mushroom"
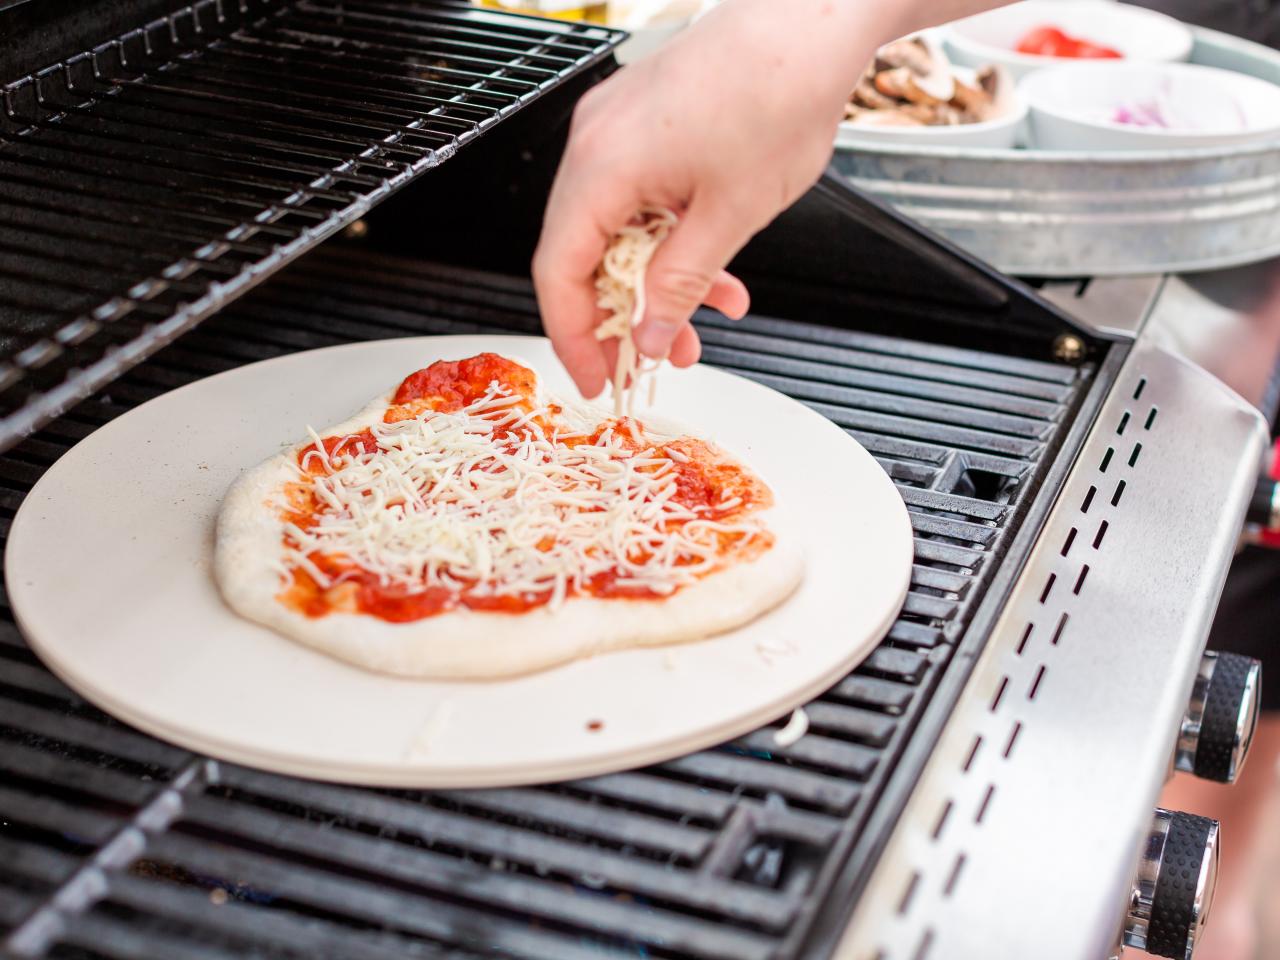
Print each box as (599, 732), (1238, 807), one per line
(874, 67), (951, 107)
(977, 64), (1015, 116)
(852, 78), (897, 111)
(846, 33), (1008, 130)
(875, 36), (935, 76)
(950, 76), (990, 119)
(907, 33), (956, 103)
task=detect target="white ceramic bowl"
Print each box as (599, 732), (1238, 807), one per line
(1022, 61), (1280, 151)
(945, 1), (1193, 80)
(836, 69), (1028, 150)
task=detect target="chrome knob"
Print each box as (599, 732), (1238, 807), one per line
(1125, 809), (1220, 959)
(1174, 651), (1261, 783)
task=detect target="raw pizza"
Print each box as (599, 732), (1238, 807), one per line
(216, 352), (802, 679)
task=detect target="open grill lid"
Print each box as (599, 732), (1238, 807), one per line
(0, 0), (620, 452)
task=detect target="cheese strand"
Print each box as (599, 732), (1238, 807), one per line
(281, 383), (765, 609)
(594, 207), (679, 418)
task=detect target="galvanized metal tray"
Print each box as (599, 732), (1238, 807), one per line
(832, 26), (1280, 277)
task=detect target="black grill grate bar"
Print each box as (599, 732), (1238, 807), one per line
(6, 123), (386, 194)
(659, 752), (860, 813)
(697, 343), (1062, 420)
(54, 915), (259, 960)
(734, 730), (878, 780)
(103, 77), (469, 148)
(0, 740), (162, 809)
(693, 311), (1078, 384)
(224, 22), (551, 87)
(207, 765), (802, 928)
(802, 398), (1043, 458)
(143, 828), (752, 960)
(0, 698), (190, 774)
(0, 181), (330, 248)
(0, 177), (300, 242)
(85, 88), (452, 154)
(699, 324), (1074, 403)
(144, 63), (490, 133)
(167, 796), (777, 960)
(0, 836), (78, 892)
(726, 366), (1054, 440)
(202, 45), (523, 117)
(0, 198), (277, 260)
(0, 894), (38, 936)
(3, 130), (373, 204)
(0, 782), (126, 849)
(74, 111), (424, 176)
(97, 872), (462, 960)
(258, 26), (554, 91)
(0, 229), (241, 284)
(427, 788), (714, 859)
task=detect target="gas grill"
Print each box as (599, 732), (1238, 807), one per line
(0, 3), (1272, 960)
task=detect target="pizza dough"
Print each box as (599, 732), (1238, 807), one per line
(215, 355), (803, 680)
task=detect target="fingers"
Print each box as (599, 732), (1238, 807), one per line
(704, 270), (750, 321)
(532, 172), (642, 399)
(669, 324), (702, 368)
(634, 201), (747, 359)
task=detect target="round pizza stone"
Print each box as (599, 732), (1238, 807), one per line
(6, 335), (912, 787)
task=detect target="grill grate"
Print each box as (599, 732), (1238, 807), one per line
(0, 0), (618, 453)
(0, 246), (1097, 960)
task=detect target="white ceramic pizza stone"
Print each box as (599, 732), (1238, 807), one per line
(6, 335), (913, 787)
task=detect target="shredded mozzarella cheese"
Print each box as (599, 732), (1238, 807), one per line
(594, 207), (679, 418)
(773, 708), (810, 747)
(280, 383), (762, 609)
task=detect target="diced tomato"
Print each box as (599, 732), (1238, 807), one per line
(1016, 25), (1122, 59)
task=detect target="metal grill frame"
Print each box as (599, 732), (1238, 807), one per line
(0, 0), (620, 451)
(0, 244), (1116, 960)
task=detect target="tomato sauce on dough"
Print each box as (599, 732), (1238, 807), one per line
(278, 356), (772, 622)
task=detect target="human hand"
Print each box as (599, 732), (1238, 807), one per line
(532, 0), (899, 398)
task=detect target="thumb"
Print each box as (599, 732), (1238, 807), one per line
(634, 201), (746, 359)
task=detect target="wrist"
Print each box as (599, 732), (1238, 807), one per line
(705, 0), (914, 112)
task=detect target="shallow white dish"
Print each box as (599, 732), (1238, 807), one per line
(837, 67), (1028, 151)
(5, 335), (913, 788)
(1022, 61), (1280, 151)
(946, 0), (1193, 80)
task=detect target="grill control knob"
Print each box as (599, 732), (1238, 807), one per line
(1175, 651), (1261, 783)
(1124, 809), (1220, 959)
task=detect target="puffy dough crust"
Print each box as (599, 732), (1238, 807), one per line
(214, 385), (804, 680)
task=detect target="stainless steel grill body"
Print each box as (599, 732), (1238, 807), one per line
(838, 298), (1269, 960)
